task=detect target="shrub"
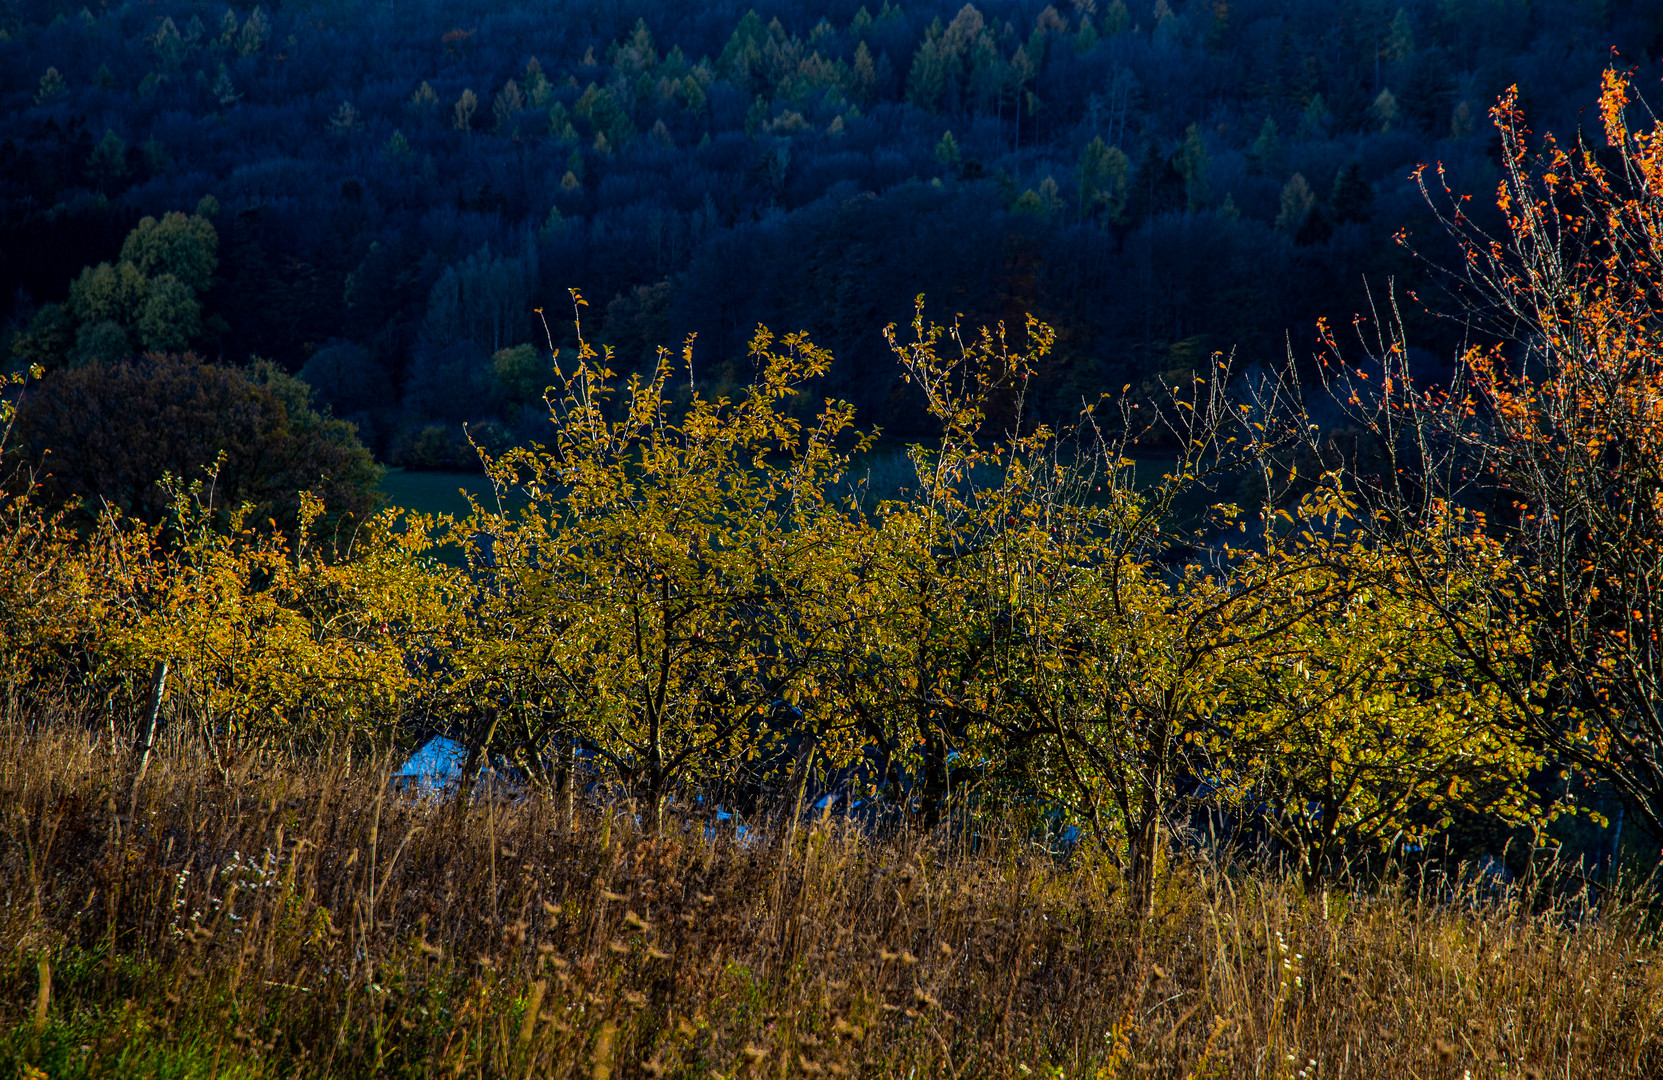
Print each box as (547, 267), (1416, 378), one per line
(6, 353), (383, 533)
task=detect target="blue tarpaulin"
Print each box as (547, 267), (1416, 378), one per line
(395, 736), (468, 791)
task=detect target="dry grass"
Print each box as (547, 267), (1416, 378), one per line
(2, 720), (1661, 1079)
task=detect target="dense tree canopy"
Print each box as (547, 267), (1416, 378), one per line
(2, 0), (1658, 456)
(7, 352), (383, 530)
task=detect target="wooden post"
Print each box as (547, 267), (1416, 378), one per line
(31, 955), (50, 1056)
(560, 737), (576, 837)
(130, 660), (169, 811)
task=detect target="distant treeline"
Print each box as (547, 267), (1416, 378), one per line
(3, 0), (1660, 458)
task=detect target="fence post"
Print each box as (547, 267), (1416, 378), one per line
(130, 659), (169, 809)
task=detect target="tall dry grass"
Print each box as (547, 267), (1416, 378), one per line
(2, 719), (1661, 1079)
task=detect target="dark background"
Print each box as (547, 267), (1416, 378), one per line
(4, 0), (1660, 460)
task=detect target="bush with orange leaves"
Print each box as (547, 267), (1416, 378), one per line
(1329, 68), (1663, 839)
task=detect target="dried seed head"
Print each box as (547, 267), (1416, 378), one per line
(592, 1019), (617, 1080)
(742, 1046), (769, 1063)
(899, 950), (918, 966)
(601, 890), (627, 903)
(877, 948), (899, 962)
(624, 909), (652, 932)
(647, 945), (673, 961)
(937, 941), (953, 958)
(623, 990), (648, 1008)
(543, 899), (560, 917)
(698, 893), (716, 905)
(608, 939), (630, 955)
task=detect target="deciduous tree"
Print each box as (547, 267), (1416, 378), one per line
(1330, 70), (1663, 838)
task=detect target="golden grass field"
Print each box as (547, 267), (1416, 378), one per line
(3, 719), (1661, 1079)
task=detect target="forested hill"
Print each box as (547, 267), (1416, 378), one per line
(4, 0), (1660, 459)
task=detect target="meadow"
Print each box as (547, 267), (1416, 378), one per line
(3, 721), (1661, 1080)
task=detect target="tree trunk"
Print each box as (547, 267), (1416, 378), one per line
(559, 737), (576, 837)
(459, 707), (501, 807)
(917, 732), (951, 831)
(1127, 804), (1162, 919)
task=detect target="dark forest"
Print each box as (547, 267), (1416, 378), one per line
(5, 0), (1660, 460)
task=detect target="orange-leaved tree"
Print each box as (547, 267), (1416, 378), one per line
(1332, 70), (1663, 839)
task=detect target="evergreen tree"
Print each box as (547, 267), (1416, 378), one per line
(1274, 173), (1315, 234)
(1100, 0), (1129, 35)
(86, 130), (128, 187)
(1383, 8), (1415, 63)
(935, 130), (962, 166)
(1079, 135), (1129, 220)
(237, 6), (268, 56)
(34, 67), (66, 106)
(1248, 116), (1280, 175)
(1173, 122), (1210, 211)
(907, 36), (952, 113)
(1371, 88), (1399, 131)
(1126, 139), (1186, 225)
(454, 89), (478, 131)
(1331, 162), (1374, 224)
(211, 64), (240, 107)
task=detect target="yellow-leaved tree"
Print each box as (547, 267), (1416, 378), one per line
(3, 363), (456, 754)
(815, 307), (1065, 831)
(453, 294), (873, 827)
(106, 476), (456, 753)
(1209, 484), (1543, 886)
